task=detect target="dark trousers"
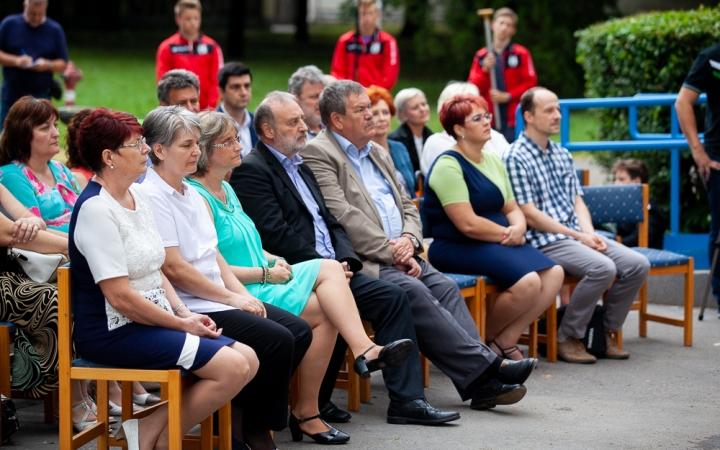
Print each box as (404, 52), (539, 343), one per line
(708, 151), (720, 309)
(318, 272), (424, 406)
(208, 304), (312, 431)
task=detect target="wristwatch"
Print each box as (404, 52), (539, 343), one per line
(405, 235), (420, 249)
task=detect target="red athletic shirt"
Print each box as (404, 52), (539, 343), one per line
(330, 29), (399, 90)
(468, 43), (537, 128)
(156, 32), (224, 110)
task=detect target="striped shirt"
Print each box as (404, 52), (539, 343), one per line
(503, 132), (583, 248)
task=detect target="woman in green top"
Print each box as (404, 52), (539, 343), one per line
(188, 111), (412, 445)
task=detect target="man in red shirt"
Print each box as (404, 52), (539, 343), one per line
(156, 0), (223, 111)
(468, 7), (536, 143)
(330, 0), (399, 90)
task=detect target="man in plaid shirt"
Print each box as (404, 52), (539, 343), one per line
(504, 87), (649, 364)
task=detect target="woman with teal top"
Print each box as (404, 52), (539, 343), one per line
(188, 111), (412, 445)
(425, 94), (563, 361)
(0, 97), (81, 234)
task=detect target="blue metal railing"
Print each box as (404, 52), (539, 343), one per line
(515, 93), (709, 267)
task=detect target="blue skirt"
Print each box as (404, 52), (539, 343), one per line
(75, 321), (234, 372)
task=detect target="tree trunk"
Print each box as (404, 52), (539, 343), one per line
(399, 0), (429, 38)
(226, 0), (246, 58)
(295, 0), (309, 43)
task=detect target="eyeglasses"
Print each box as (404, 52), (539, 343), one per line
(212, 135), (241, 149)
(117, 137), (147, 152)
(465, 112), (493, 123)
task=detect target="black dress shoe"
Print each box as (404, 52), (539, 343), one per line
(471, 379), (527, 410)
(387, 399), (461, 425)
(497, 358), (538, 385)
(353, 339), (414, 379)
(320, 402), (352, 423)
(288, 413), (350, 445)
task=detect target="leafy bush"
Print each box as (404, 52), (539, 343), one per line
(576, 6), (720, 232)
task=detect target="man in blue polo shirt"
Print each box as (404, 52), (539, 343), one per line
(676, 42), (720, 319)
(0, 0), (68, 131)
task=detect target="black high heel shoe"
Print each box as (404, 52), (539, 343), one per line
(352, 339), (414, 379)
(288, 413), (350, 445)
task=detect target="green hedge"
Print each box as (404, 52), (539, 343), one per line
(576, 7), (720, 233)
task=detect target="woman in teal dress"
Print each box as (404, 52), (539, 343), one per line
(188, 111), (412, 445)
(0, 97), (82, 234)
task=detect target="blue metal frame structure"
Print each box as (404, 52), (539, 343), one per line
(514, 93), (709, 267)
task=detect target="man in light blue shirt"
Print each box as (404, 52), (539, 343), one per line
(303, 80), (535, 413)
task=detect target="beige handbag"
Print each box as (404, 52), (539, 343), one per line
(8, 248), (67, 283)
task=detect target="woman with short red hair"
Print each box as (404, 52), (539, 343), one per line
(367, 85), (416, 197)
(424, 94), (563, 360)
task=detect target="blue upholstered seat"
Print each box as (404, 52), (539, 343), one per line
(632, 247), (690, 268)
(583, 185), (645, 225)
(443, 273), (478, 290)
(0, 322), (16, 334)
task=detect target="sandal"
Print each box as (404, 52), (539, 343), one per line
(72, 401), (97, 432)
(83, 396), (117, 424)
(489, 341), (524, 360)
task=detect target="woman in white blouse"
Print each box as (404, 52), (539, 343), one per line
(69, 107), (256, 450)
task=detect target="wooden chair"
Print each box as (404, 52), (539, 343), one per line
(583, 184), (694, 347)
(57, 266), (232, 450)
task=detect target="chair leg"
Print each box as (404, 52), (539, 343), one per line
(638, 281), (648, 338)
(0, 327), (11, 399)
(616, 329), (623, 349)
(345, 350), (360, 412)
(683, 261), (694, 347)
(359, 377), (371, 404)
(43, 392), (55, 423)
(167, 371), (183, 450)
(527, 321), (538, 358)
(545, 301), (557, 362)
(199, 413), (213, 450)
(421, 354), (429, 388)
(218, 401), (232, 450)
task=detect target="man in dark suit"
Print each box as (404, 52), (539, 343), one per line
(217, 62), (258, 157)
(230, 91), (461, 425)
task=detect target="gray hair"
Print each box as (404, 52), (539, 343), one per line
(157, 69), (200, 104)
(288, 65), (327, 97)
(437, 82), (479, 113)
(319, 80), (367, 128)
(254, 91), (299, 138)
(196, 111), (238, 176)
(394, 87), (425, 123)
(144, 106), (201, 165)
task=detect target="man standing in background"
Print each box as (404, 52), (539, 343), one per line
(0, 0), (68, 131)
(468, 7), (536, 143)
(156, 0), (223, 111)
(676, 42), (720, 319)
(331, 0), (399, 90)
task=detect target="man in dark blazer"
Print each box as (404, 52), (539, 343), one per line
(230, 91), (461, 425)
(217, 62), (258, 157)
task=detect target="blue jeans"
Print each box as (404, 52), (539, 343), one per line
(707, 151), (720, 309)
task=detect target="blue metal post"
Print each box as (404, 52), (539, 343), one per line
(669, 106), (681, 235)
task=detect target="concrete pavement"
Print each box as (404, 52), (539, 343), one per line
(10, 304), (720, 449)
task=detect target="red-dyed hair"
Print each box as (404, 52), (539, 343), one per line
(0, 96), (59, 165)
(65, 108), (93, 170)
(439, 95), (489, 139)
(366, 85), (396, 116)
(76, 107), (144, 172)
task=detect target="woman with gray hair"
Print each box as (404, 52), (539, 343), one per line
(420, 82), (510, 176)
(187, 110), (414, 445)
(388, 87), (433, 173)
(141, 105), (314, 449)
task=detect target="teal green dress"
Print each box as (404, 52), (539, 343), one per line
(187, 178), (321, 316)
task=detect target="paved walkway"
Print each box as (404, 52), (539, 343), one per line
(12, 305), (720, 449)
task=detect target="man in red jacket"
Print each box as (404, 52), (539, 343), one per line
(330, 0), (399, 90)
(156, 0), (223, 111)
(468, 7), (536, 143)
